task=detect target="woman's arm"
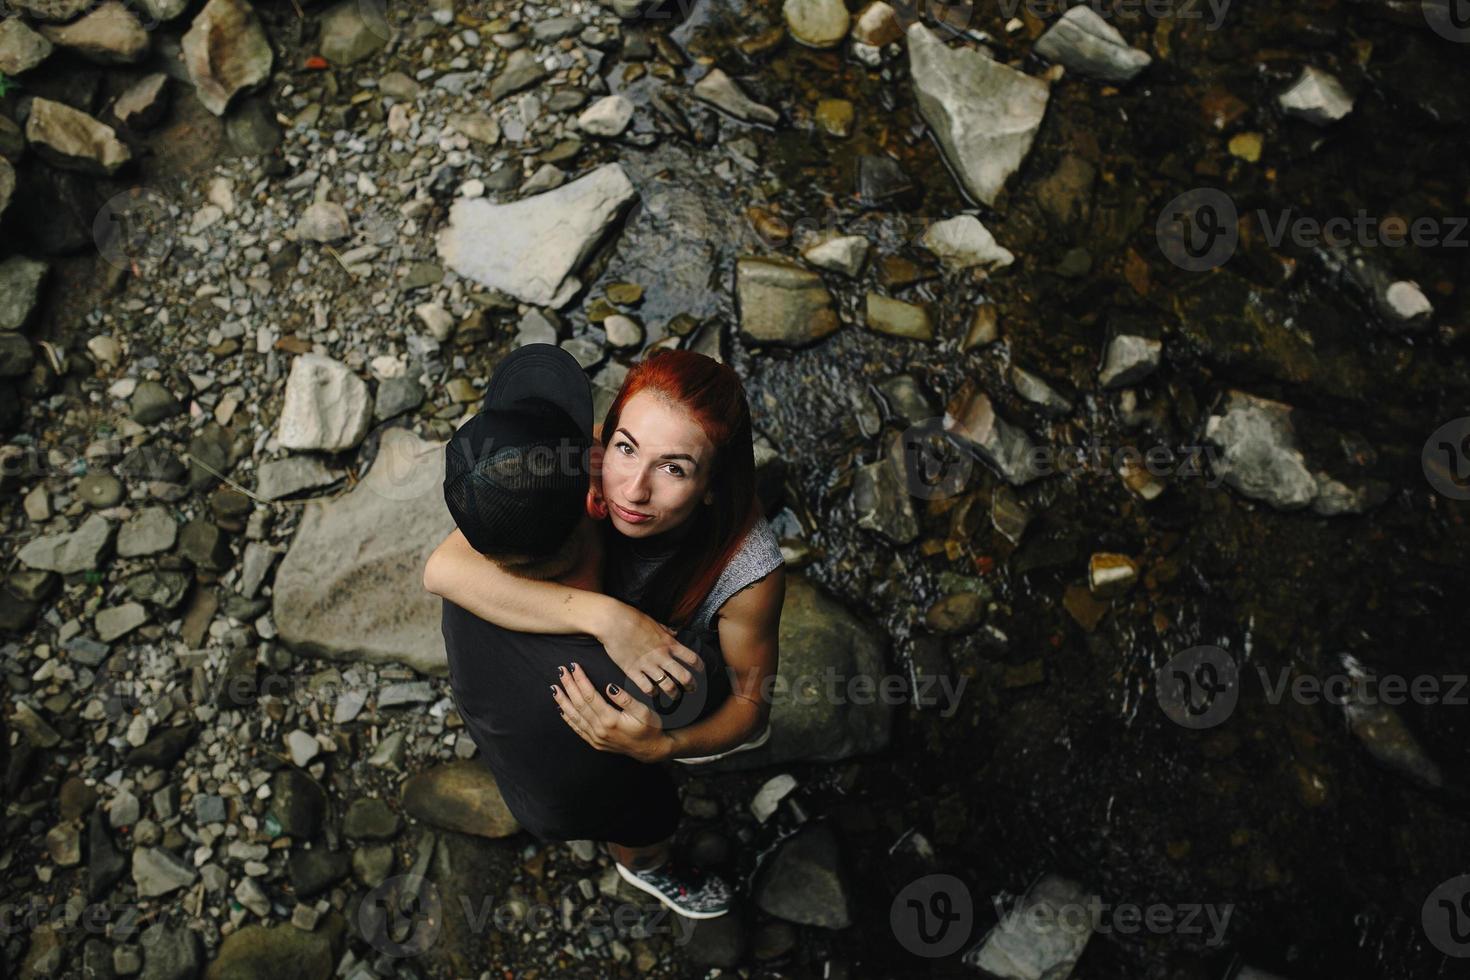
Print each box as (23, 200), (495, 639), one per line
(423, 527), (617, 634)
(423, 527), (703, 695)
(660, 567), (786, 760)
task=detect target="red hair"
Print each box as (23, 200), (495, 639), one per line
(599, 349), (758, 628)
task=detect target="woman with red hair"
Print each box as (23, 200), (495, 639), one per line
(424, 348), (786, 914)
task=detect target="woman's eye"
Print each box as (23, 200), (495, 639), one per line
(664, 465), (685, 478)
(615, 441), (633, 455)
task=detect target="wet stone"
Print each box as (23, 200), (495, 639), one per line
(856, 154), (913, 209)
(693, 68), (779, 125)
(784, 0), (850, 49)
(754, 824), (851, 928)
(802, 234), (869, 277)
(1033, 6), (1152, 83)
(736, 257), (839, 347)
(907, 22), (1049, 206)
(864, 293), (933, 341)
(815, 98), (854, 137)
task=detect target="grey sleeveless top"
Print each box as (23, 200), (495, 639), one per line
(689, 515), (785, 632)
(606, 514), (783, 730)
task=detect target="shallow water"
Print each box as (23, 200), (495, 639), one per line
(608, 1), (1470, 976)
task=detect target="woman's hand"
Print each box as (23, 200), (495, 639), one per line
(596, 603), (704, 700)
(552, 662), (673, 764)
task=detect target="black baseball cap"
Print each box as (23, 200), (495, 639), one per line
(444, 344), (594, 557)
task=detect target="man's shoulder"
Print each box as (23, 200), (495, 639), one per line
(441, 599), (600, 652)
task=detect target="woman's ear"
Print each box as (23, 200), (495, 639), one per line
(587, 486), (608, 520)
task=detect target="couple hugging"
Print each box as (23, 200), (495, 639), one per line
(424, 343), (786, 920)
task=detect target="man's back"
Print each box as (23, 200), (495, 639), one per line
(441, 597), (680, 847)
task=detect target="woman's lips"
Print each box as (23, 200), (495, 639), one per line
(611, 501), (652, 523)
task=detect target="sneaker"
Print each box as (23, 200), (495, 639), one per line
(673, 724), (771, 765)
(614, 856), (733, 919)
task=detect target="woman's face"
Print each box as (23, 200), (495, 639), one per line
(602, 390), (716, 538)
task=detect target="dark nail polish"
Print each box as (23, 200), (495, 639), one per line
(557, 665), (565, 676)
(608, 683), (620, 695)
(549, 685), (557, 694)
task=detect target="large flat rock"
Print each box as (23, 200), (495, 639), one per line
(273, 428), (453, 675)
(437, 162), (638, 308)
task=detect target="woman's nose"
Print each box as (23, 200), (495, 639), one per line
(625, 467), (651, 502)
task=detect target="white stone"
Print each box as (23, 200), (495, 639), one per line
(920, 215), (1015, 272)
(133, 847), (199, 898)
(801, 235), (869, 278)
(1383, 281), (1432, 321)
(275, 352), (372, 452)
(296, 201), (351, 243)
(414, 303), (455, 341)
(1098, 335), (1161, 388)
(751, 773), (798, 822)
(1033, 6), (1152, 83)
(286, 730), (320, 768)
(437, 163), (639, 308)
(603, 314), (642, 349)
(25, 97), (132, 176)
(18, 513), (114, 574)
(577, 95), (634, 137)
(1277, 66), (1354, 126)
(692, 68), (780, 126)
(907, 23), (1049, 206)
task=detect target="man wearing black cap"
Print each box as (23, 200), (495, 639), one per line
(436, 344), (732, 920)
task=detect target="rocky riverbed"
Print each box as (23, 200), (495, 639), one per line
(1, 0), (1468, 978)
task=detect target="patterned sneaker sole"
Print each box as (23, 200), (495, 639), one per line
(614, 860), (731, 919)
(673, 724), (771, 765)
